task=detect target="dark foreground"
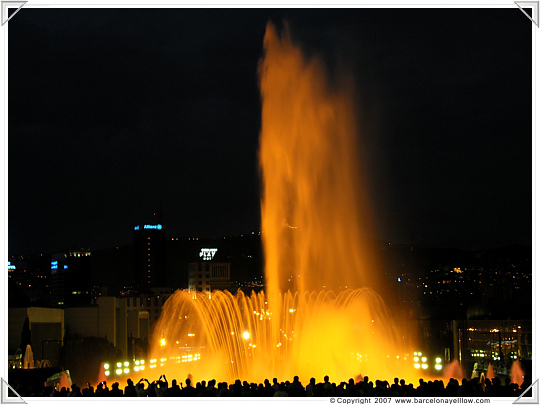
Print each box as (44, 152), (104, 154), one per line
(13, 374), (533, 398)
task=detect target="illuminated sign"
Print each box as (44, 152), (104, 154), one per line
(64, 265), (69, 270)
(134, 224), (163, 231)
(7, 262), (15, 270)
(51, 261), (58, 270)
(199, 248), (218, 261)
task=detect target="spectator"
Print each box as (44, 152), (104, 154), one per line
(124, 379), (137, 397)
(109, 382), (123, 397)
(182, 378), (196, 397)
(274, 382), (288, 397)
(135, 379), (149, 397)
(166, 379), (181, 397)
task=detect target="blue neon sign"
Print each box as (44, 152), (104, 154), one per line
(51, 261), (58, 270)
(143, 224), (162, 230)
(135, 224), (163, 231)
(64, 265), (69, 270)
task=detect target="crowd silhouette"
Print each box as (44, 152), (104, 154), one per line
(34, 374), (531, 398)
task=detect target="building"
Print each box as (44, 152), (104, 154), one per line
(125, 287), (173, 332)
(133, 212), (167, 292)
(8, 307), (64, 367)
(50, 248), (92, 307)
(9, 298), (151, 368)
(188, 248), (232, 294)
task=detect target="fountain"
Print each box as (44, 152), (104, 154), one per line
(443, 359), (463, 381)
(150, 23), (412, 383)
(23, 344), (34, 369)
(486, 363), (496, 380)
(510, 360), (525, 387)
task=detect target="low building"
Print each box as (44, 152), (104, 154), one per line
(188, 248), (232, 294)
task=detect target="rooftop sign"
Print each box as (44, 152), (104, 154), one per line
(199, 248), (218, 261)
(134, 224), (163, 231)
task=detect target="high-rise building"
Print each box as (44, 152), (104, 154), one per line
(133, 210), (166, 292)
(50, 248), (92, 307)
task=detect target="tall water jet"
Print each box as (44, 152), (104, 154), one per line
(259, 24), (380, 299)
(150, 23), (412, 383)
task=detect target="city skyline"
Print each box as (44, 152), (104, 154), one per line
(7, 6), (533, 255)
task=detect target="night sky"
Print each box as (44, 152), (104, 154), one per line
(7, 6), (533, 255)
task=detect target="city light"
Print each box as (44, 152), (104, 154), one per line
(124, 361), (129, 367)
(421, 364), (428, 370)
(160, 339), (166, 346)
(104, 363), (109, 370)
(435, 364), (443, 371)
(116, 369), (122, 375)
(104, 371), (110, 376)
(243, 331), (250, 339)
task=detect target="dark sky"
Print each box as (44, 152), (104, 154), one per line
(7, 7), (532, 255)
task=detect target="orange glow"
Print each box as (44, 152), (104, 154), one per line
(149, 23), (416, 384)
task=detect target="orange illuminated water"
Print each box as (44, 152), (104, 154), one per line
(149, 23), (414, 384)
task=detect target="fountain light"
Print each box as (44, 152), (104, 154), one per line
(243, 331), (250, 340)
